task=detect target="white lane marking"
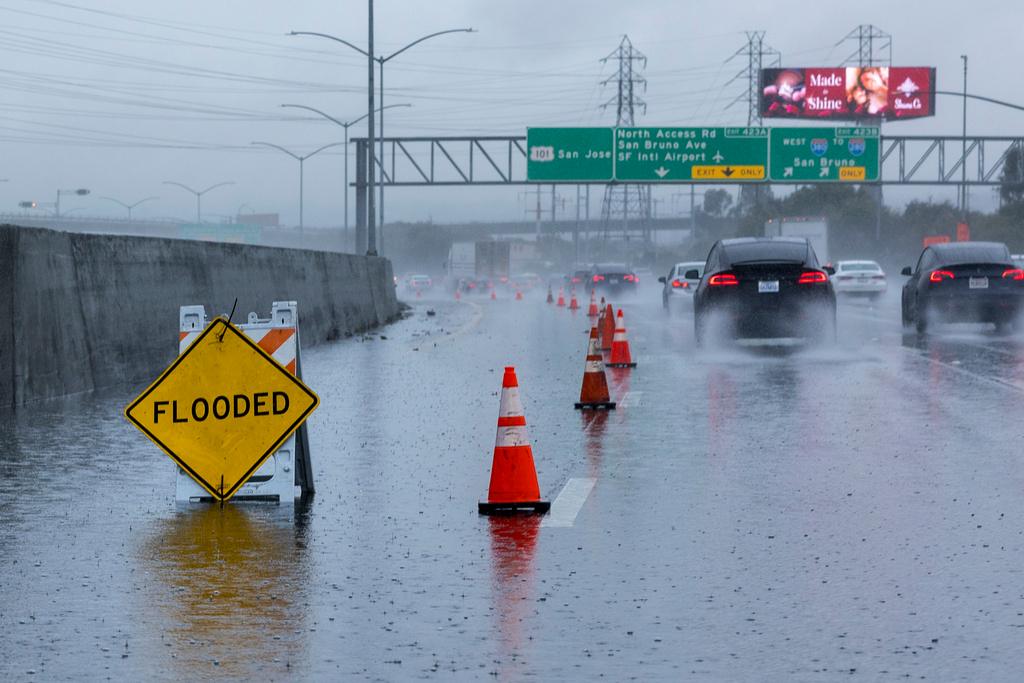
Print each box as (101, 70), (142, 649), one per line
(541, 477), (596, 528)
(618, 390), (643, 407)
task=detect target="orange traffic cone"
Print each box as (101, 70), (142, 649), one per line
(569, 289), (579, 310)
(607, 309), (637, 368)
(600, 303), (615, 351)
(556, 288), (566, 307)
(575, 327), (616, 410)
(546, 287), (554, 304)
(515, 290), (523, 301)
(587, 290), (599, 317)
(479, 366), (550, 515)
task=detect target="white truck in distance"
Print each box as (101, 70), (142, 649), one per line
(765, 217), (829, 265)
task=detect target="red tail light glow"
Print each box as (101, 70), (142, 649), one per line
(1002, 268), (1024, 280)
(708, 273), (739, 287)
(671, 279), (688, 288)
(929, 270), (955, 282)
(624, 274), (637, 282)
(592, 274), (605, 282)
(797, 270), (828, 284)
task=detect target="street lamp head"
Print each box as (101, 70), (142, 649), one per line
(75, 188), (90, 196)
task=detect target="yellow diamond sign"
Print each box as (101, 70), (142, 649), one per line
(125, 317), (319, 501)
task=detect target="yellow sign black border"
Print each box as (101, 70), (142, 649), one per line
(124, 316), (319, 501)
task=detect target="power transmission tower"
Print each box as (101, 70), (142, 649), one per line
(726, 31), (781, 126)
(837, 24), (892, 67)
(726, 31), (780, 215)
(838, 24), (892, 240)
(599, 35), (651, 248)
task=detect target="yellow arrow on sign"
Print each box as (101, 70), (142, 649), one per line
(125, 317), (319, 501)
(691, 165), (765, 180)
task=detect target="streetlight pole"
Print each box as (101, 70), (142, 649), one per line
(162, 181), (235, 223)
(252, 141), (346, 229)
(280, 103), (410, 237)
(55, 188), (90, 218)
(961, 54), (969, 221)
(290, 22), (474, 254)
(374, 28), (474, 241)
(99, 196), (158, 221)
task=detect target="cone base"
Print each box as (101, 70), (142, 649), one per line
(607, 362), (637, 368)
(478, 500), (551, 515)
(574, 401), (617, 410)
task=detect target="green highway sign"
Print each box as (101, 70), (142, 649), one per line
(768, 127), (880, 182)
(614, 127), (768, 182)
(527, 127), (614, 182)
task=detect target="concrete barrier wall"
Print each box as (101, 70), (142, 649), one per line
(1, 225), (399, 407)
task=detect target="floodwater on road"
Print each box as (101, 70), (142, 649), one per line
(3, 286), (1024, 681)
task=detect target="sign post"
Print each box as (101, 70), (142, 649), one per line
(614, 127), (767, 182)
(125, 317), (319, 502)
(769, 126), (880, 182)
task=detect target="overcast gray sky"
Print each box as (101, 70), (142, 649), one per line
(2, 0), (1021, 225)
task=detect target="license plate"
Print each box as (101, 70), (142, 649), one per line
(969, 277), (989, 289)
(609, 277), (619, 284)
(759, 280), (779, 293)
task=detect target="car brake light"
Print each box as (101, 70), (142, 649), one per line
(929, 270), (955, 282)
(624, 274), (636, 282)
(797, 270), (828, 284)
(708, 273), (738, 287)
(593, 274), (605, 282)
(1002, 268), (1024, 280)
(671, 279), (688, 288)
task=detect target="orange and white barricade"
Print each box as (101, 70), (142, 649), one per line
(176, 301), (314, 503)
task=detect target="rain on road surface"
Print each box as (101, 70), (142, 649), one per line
(3, 287), (1024, 681)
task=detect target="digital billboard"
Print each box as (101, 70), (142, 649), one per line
(761, 67), (936, 120)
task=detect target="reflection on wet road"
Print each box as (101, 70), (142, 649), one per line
(3, 289), (1024, 679)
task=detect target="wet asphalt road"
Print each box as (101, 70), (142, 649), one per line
(4, 285), (1024, 681)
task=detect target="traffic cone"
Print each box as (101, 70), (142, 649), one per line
(546, 287), (554, 304)
(569, 289), (579, 310)
(575, 327), (616, 410)
(491, 289), (497, 300)
(556, 288), (566, 307)
(607, 309), (637, 368)
(455, 289), (461, 301)
(600, 303), (615, 351)
(515, 290), (523, 301)
(479, 366), (551, 515)
(587, 290), (598, 317)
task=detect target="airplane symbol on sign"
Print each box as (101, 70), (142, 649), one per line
(819, 167), (830, 178)
(654, 166), (670, 178)
(783, 167), (794, 178)
(713, 151), (724, 163)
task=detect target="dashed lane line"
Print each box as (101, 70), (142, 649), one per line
(541, 477), (596, 528)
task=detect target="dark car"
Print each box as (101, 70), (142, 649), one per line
(900, 241), (1024, 333)
(590, 263), (639, 297)
(568, 268), (593, 289)
(691, 237), (836, 346)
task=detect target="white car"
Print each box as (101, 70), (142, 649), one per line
(831, 260), (886, 299)
(659, 261), (704, 309)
